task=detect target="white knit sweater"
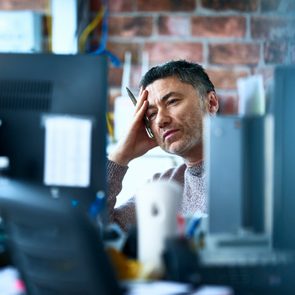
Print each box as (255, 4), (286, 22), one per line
(107, 159), (207, 231)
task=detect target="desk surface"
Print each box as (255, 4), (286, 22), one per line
(0, 266), (234, 295)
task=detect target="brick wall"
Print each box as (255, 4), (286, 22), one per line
(0, 0), (47, 11)
(100, 0), (295, 113)
(1, 0), (294, 113)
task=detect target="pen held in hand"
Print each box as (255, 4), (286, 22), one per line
(126, 87), (154, 139)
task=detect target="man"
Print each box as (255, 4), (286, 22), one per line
(107, 60), (219, 231)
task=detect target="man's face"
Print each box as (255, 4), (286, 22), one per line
(145, 76), (206, 158)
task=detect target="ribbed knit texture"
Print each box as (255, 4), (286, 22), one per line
(106, 159), (206, 231)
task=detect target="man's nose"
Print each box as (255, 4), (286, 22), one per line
(155, 109), (171, 128)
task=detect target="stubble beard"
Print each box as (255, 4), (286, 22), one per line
(161, 127), (203, 157)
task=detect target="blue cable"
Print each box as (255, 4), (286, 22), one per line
(88, 191), (106, 221)
(186, 217), (201, 239)
(91, 0), (121, 67)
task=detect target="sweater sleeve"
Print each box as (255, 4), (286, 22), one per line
(106, 159), (136, 231)
(106, 160), (186, 231)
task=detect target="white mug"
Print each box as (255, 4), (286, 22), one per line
(135, 180), (182, 274)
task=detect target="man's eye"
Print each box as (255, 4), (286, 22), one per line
(167, 98), (178, 105)
(148, 112), (157, 120)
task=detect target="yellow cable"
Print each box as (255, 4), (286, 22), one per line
(106, 112), (114, 140)
(45, 0), (52, 52)
(79, 6), (112, 138)
(78, 7), (105, 53)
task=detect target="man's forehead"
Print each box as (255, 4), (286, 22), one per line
(145, 76), (180, 89)
(146, 77), (194, 102)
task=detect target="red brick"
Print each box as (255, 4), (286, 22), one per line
(201, 0), (258, 12)
(192, 16), (246, 38)
(108, 65), (142, 94)
(109, 16), (153, 37)
(264, 41), (288, 64)
(109, 65), (142, 89)
(251, 16), (293, 40)
(90, 0), (101, 11)
(158, 16), (190, 36)
(144, 42), (203, 64)
(108, 67), (123, 87)
(218, 95), (238, 114)
(207, 68), (249, 90)
(130, 65), (144, 89)
(108, 0), (134, 12)
(137, 0), (195, 12)
(91, 0), (134, 12)
(0, 0), (47, 11)
(107, 42), (140, 63)
(209, 43), (260, 65)
(110, 64), (143, 89)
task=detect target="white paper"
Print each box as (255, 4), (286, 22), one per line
(44, 116), (92, 187)
(125, 280), (191, 295)
(192, 285), (233, 295)
(237, 75), (265, 115)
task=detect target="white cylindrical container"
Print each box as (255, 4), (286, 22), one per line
(135, 180), (182, 274)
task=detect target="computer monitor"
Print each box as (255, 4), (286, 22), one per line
(205, 115), (266, 235)
(0, 53), (108, 211)
(0, 178), (123, 295)
(273, 65), (295, 250)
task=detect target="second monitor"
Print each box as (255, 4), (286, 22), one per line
(0, 53), (108, 210)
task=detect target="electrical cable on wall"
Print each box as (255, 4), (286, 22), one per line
(77, 0), (120, 139)
(45, 1), (52, 52)
(78, 7), (104, 53)
(90, 0), (121, 67)
(78, 0), (121, 67)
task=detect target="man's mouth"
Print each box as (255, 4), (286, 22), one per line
(163, 129), (179, 141)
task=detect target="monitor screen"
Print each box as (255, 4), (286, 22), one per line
(273, 64), (295, 250)
(0, 53), (108, 211)
(205, 115), (266, 234)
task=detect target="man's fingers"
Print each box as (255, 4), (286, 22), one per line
(135, 89), (148, 112)
(134, 100), (148, 122)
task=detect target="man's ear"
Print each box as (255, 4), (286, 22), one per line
(205, 91), (219, 115)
